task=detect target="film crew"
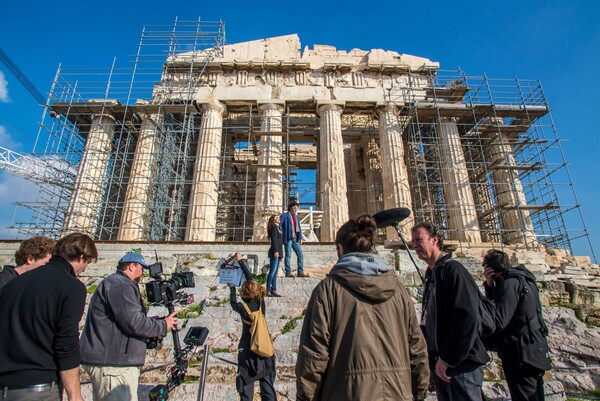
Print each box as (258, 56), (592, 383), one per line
(80, 252), (178, 401)
(482, 249), (551, 401)
(0, 235), (56, 290)
(266, 214), (283, 297)
(228, 252), (277, 401)
(296, 215), (429, 401)
(0, 232), (98, 401)
(280, 201), (308, 277)
(412, 222), (489, 401)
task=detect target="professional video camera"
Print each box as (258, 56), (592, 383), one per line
(144, 261), (195, 306)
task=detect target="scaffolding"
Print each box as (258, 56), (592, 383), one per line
(3, 20), (594, 260)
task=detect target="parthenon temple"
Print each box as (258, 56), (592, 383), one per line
(14, 20), (590, 254)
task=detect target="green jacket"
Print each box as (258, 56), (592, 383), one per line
(296, 253), (429, 401)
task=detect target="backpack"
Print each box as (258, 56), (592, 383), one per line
(242, 301), (274, 358)
(439, 258), (497, 339)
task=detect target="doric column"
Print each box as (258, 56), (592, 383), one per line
(185, 101), (226, 241)
(378, 105), (414, 239)
(63, 114), (115, 237)
(437, 118), (482, 243)
(252, 102), (284, 241)
(485, 122), (537, 244)
(363, 138), (384, 217)
(344, 143), (367, 219)
(318, 103), (349, 242)
(118, 114), (162, 241)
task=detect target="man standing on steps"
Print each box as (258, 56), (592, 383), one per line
(412, 222), (489, 401)
(280, 201), (308, 278)
(80, 252), (178, 401)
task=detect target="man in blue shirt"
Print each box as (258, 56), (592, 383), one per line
(280, 201), (308, 277)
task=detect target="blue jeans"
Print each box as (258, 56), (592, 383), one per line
(284, 238), (304, 275)
(267, 257), (280, 293)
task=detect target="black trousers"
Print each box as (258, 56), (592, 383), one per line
(238, 371), (276, 401)
(502, 361), (545, 401)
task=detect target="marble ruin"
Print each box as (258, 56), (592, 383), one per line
(20, 21), (589, 259)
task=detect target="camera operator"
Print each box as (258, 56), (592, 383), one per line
(80, 252), (178, 401)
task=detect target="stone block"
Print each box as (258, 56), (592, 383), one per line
(574, 255), (592, 268)
(545, 255), (562, 268)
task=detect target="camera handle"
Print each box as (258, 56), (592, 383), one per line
(167, 303), (184, 361)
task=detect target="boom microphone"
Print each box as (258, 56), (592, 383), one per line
(373, 208), (411, 228)
(373, 207), (425, 283)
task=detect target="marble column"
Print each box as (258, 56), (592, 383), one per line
(118, 115), (162, 241)
(252, 102), (284, 241)
(344, 143), (367, 219)
(363, 138), (384, 217)
(185, 101), (226, 241)
(63, 114), (115, 237)
(485, 123), (537, 244)
(318, 103), (349, 242)
(378, 105), (414, 239)
(437, 118), (482, 243)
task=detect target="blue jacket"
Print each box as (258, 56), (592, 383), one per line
(280, 211), (303, 243)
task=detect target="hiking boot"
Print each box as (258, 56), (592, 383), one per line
(285, 273), (295, 278)
(297, 273), (310, 278)
(271, 291), (283, 297)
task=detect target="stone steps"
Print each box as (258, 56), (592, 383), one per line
(80, 268), (579, 401)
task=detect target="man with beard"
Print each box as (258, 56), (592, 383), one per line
(412, 222), (489, 401)
(80, 252), (178, 401)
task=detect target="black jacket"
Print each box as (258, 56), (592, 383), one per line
(268, 224), (283, 259)
(484, 266), (551, 370)
(80, 270), (167, 367)
(422, 254), (489, 372)
(0, 265), (17, 291)
(0, 257), (86, 387)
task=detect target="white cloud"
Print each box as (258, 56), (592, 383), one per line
(0, 125), (22, 150)
(0, 71), (9, 102)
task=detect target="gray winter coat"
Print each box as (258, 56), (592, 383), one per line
(80, 271), (166, 367)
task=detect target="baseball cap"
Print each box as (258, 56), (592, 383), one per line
(119, 252), (148, 267)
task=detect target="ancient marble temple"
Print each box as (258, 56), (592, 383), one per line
(60, 34), (541, 247)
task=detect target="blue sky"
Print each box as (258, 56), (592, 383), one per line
(0, 0), (598, 259)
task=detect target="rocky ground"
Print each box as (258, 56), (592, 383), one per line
(77, 262), (600, 401)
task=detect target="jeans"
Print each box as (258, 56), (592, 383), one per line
(1, 383), (60, 401)
(433, 364), (483, 401)
(267, 257), (280, 293)
(284, 238), (303, 275)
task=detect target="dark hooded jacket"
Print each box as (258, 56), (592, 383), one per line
(296, 253), (429, 401)
(484, 265), (551, 370)
(421, 254), (490, 373)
